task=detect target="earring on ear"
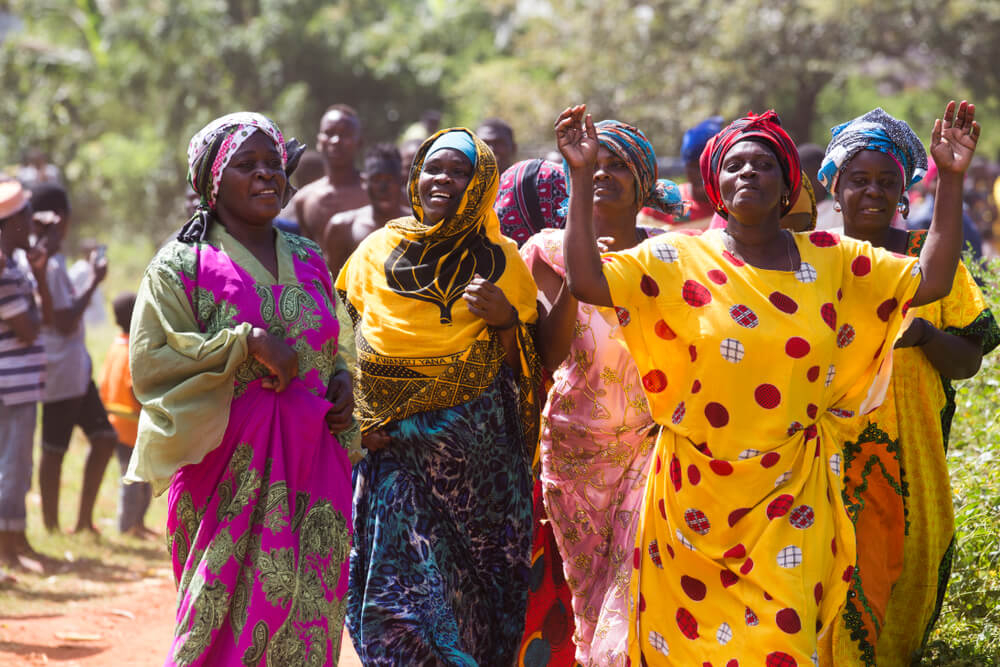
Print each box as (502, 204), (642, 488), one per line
(897, 197), (910, 219)
(833, 201), (842, 212)
(780, 194), (790, 209)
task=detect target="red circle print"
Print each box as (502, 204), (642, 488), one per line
(877, 298), (898, 322)
(754, 384), (781, 409)
(761, 452), (780, 468)
(654, 319), (677, 340)
(766, 652), (798, 667)
(710, 459), (734, 476)
(681, 575), (707, 601)
(682, 280), (712, 307)
(769, 291), (798, 314)
(790, 504), (815, 529)
(902, 298), (912, 317)
(851, 255), (872, 276)
(843, 565), (856, 582)
(643, 369), (668, 393)
(730, 304), (760, 328)
(684, 508), (711, 535)
(807, 365), (820, 382)
(722, 250), (745, 267)
(670, 456), (682, 491)
(820, 303), (837, 330)
(615, 306), (631, 326)
(740, 558), (754, 575)
(707, 269), (729, 285)
(691, 379), (702, 393)
(728, 507), (750, 526)
(689, 344), (698, 362)
(687, 464), (701, 485)
(724, 543), (746, 559)
(767, 494), (794, 519)
(807, 404), (818, 419)
(720, 570), (739, 588)
(785, 337), (810, 358)
(676, 607), (700, 639)
(705, 403), (730, 428)
(809, 230), (839, 247)
(814, 582), (824, 604)
(775, 608), (802, 634)
(633, 547), (641, 568)
(640, 274), (660, 297)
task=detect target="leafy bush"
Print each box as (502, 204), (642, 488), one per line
(926, 257), (1000, 664)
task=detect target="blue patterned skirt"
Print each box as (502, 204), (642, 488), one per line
(347, 369), (533, 666)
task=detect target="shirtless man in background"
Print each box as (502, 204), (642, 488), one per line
(324, 144), (409, 276)
(294, 104), (369, 242)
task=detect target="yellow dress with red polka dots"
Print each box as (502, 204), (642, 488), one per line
(600, 229), (921, 667)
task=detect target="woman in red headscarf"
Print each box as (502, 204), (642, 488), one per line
(555, 102), (978, 665)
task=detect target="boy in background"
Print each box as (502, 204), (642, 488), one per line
(98, 292), (153, 538)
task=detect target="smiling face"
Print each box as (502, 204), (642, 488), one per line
(592, 145), (637, 215)
(718, 140), (787, 225)
(317, 110), (361, 168)
(836, 149), (904, 238)
(215, 131), (287, 227)
(417, 148), (473, 224)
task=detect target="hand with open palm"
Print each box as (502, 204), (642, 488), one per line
(931, 100), (980, 175)
(555, 104), (599, 171)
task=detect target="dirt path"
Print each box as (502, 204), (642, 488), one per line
(0, 569), (361, 666)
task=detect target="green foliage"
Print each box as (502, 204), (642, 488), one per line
(925, 257), (1000, 663)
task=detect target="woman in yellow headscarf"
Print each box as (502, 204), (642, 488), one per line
(338, 128), (542, 665)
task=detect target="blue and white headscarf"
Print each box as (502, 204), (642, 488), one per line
(818, 108), (927, 196)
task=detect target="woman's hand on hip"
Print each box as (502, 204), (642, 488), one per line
(463, 274), (518, 329)
(325, 369), (354, 433)
(248, 327), (298, 392)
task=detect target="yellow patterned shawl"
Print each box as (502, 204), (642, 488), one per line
(336, 128), (541, 440)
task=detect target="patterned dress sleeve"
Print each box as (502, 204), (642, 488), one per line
(938, 262), (1000, 355)
(125, 244), (253, 495)
(520, 228), (566, 278)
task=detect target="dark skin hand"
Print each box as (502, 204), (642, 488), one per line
(557, 104), (614, 307)
(324, 369), (354, 433)
(247, 327), (298, 392)
(909, 100), (981, 307)
(463, 273), (521, 369)
(894, 317), (982, 379)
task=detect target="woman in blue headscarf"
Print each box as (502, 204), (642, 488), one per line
(518, 119), (685, 666)
(818, 103), (995, 666)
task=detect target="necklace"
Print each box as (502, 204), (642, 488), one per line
(723, 229), (797, 271)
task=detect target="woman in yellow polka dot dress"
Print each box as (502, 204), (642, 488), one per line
(554, 101), (980, 666)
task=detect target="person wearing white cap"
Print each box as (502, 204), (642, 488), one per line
(0, 180), (53, 573)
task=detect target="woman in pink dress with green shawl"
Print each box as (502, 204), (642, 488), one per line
(125, 113), (355, 666)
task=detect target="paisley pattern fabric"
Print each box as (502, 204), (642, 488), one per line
(134, 226), (353, 666)
(824, 230), (1000, 666)
(347, 369), (533, 666)
(600, 229), (921, 665)
(522, 228), (660, 666)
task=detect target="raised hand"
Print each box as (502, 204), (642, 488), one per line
(931, 100), (980, 175)
(25, 243), (49, 280)
(247, 327), (299, 392)
(555, 104), (599, 170)
(362, 429), (392, 452)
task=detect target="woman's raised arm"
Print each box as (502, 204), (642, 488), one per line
(557, 105), (613, 307)
(913, 100), (981, 306)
